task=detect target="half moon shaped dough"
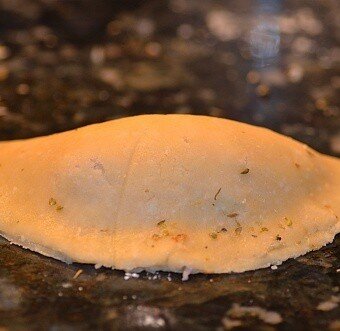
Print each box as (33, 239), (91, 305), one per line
(0, 114), (339, 273)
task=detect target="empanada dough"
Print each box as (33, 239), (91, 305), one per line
(0, 115), (339, 273)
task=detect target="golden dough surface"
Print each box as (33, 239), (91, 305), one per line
(0, 114), (339, 273)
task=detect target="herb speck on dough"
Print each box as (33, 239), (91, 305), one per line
(235, 226), (242, 235)
(209, 232), (218, 239)
(227, 212), (238, 218)
(56, 205), (63, 211)
(214, 188), (222, 200)
(284, 217), (293, 227)
(261, 227), (269, 232)
(251, 234), (257, 238)
(306, 149), (315, 157)
(240, 168), (249, 174)
(219, 228), (227, 233)
(49, 198), (57, 206)
(157, 220), (166, 227)
(276, 235), (282, 241)
(294, 163), (300, 168)
(172, 234), (187, 242)
(152, 234), (161, 241)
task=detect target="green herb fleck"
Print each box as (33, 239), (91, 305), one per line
(260, 227), (269, 232)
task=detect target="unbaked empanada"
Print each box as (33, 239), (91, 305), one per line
(0, 115), (339, 273)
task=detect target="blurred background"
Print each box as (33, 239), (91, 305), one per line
(0, 0), (339, 156)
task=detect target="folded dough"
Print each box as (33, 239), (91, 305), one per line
(0, 114), (339, 273)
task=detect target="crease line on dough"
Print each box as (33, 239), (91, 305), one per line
(113, 132), (145, 263)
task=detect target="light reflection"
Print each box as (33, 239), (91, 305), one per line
(248, 0), (281, 66)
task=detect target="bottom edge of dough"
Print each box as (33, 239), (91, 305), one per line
(1, 229), (338, 276)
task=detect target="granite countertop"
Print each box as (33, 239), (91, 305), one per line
(0, 0), (339, 330)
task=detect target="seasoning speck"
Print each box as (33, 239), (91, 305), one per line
(209, 232), (218, 239)
(235, 227), (242, 235)
(157, 220), (166, 227)
(49, 198), (57, 206)
(306, 149), (315, 157)
(276, 235), (282, 241)
(284, 217), (293, 227)
(227, 212), (238, 218)
(152, 234), (161, 240)
(240, 168), (249, 174)
(261, 227), (269, 232)
(214, 187), (222, 200)
(172, 234), (187, 242)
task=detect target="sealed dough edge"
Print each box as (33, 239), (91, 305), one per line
(0, 114), (339, 274)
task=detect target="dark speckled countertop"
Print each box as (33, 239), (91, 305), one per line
(0, 0), (339, 330)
